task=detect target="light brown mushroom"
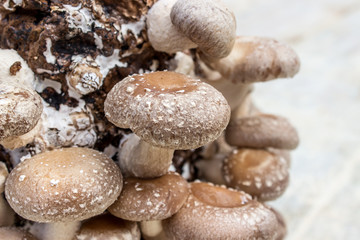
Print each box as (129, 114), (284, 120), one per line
(146, 0), (197, 54)
(171, 0), (236, 60)
(198, 36), (300, 112)
(108, 172), (189, 221)
(0, 82), (43, 141)
(225, 113), (299, 150)
(0, 162), (15, 226)
(5, 147), (123, 240)
(202, 36), (300, 84)
(0, 227), (38, 240)
(105, 71), (230, 178)
(223, 148), (290, 201)
(74, 214), (140, 240)
(162, 182), (282, 239)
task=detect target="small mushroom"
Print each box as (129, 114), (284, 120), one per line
(0, 162), (15, 226)
(162, 182), (282, 239)
(202, 36), (300, 84)
(225, 113), (299, 150)
(0, 49), (35, 89)
(223, 148), (290, 201)
(74, 214), (140, 240)
(108, 172), (189, 221)
(146, 0), (197, 54)
(5, 147), (123, 240)
(0, 227), (38, 240)
(66, 61), (103, 95)
(105, 71), (230, 178)
(0, 82), (43, 141)
(171, 0), (236, 60)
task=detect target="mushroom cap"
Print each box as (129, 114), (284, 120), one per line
(0, 82), (43, 141)
(75, 214), (140, 240)
(170, 0), (236, 59)
(5, 147), (123, 222)
(146, 0), (197, 54)
(223, 148), (290, 201)
(108, 172), (189, 221)
(204, 36), (301, 84)
(225, 113), (299, 150)
(162, 182), (281, 240)
(104, 71), (230, 149)
(0, 49), (35, 88)
(0, 227), (38, 240)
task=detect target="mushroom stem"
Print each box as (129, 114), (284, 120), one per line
(140, 220), (168, 240)
(0, 196), (15, 226)
(202, 78), (253, 111)
(119, 134), (174, 178)
(38, 221), (81, 240)
(0, 162), (14, 226)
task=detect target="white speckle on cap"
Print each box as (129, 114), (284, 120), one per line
(50, 179), (60, 187)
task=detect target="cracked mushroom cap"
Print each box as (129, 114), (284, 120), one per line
(146, 0), (197, 54)
(223, 148), (290, 201)
(5, 147), (123, 223)
(225, 113), (299, 150)
(203, 36), (300, 83)
(104, 71), (230, 149)
(0, 227), (38, 240)
(108, 172), (189, 221)
(170, 0), (236, 60)
(74, 214), (140, 240)
(0, 82), (43, 141)
(162, 182), (281, 240)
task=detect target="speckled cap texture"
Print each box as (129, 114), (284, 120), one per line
(0, 82), (43, 141)
(225, 114), (299, 149)
(104, 71), (230, 149)
(163, 182), (281, 240)
(108, 172), (189, 221)
(223, 149), (290, 201)
(5, 147), (123, 222)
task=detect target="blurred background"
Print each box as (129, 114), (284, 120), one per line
(222, 0), (360, 239)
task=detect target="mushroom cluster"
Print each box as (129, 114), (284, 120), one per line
(0, 0), (300, 239)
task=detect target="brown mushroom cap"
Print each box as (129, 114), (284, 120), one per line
(108, 172), (189, 221)
(0, 227), (38, 240)
(74, 214), (140, 240)
(0, 82), (43, 141)
(104, 71), (230, 149)
(225, 113), (299, 149)
(170, 0), (236, 59)
(204, 36), (300, 84)
(5, 147), (123, 222)
(146, 0), (197, 54)
(163, 182), (280, 239)
(223, 148), (290, 201)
